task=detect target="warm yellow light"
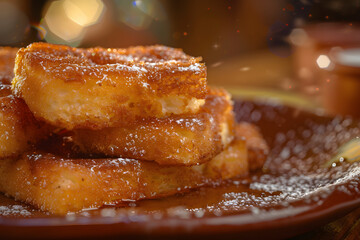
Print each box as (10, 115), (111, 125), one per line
(63, 0), (105, 27)
(43, 0), (84, 43)
(316, 55), (331, 69)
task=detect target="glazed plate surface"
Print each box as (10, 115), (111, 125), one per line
(1, 99), (360, 239)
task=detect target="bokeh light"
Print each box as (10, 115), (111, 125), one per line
(41, 0), (105, 46)
(337, 48), (360, 67)
(63, 0), (105, 27)
(134, 0), (166, 20)
(42, 0), (85, 45)
(316, 55), (331, 69)
(289, 28), (308, 46)
(114, 0), (166, 30)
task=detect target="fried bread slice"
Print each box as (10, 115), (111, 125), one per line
(12, 43), (207, 130)
(0, 136), (248, 215)
(0, 122), (268, 215)
(73, 88), (234, 166)
(236, 122), (269, 171)
(0, 88), (50, 158)
(205, 121), (269, 178)
(0, 47), (51, 157)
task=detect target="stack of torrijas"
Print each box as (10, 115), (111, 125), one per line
(0, 43), (268, 214)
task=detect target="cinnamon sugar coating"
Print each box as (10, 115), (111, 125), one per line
(12, 43), (207, 130)
(73, 88), (235, 166)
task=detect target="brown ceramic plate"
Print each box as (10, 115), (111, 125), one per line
(0, 99), (359, 240)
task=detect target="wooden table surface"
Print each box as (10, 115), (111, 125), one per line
(207, 48), (360, 239)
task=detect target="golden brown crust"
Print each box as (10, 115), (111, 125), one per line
(73, 88), (235, 166)
(236, 122), (269, 171)
(0, 47), (17, 85)
(0, 47), (50, 157)
(12, 43), (207, 130)
(204, 137), (248, 179)
(0, 90), (50, 158)
(0, 136), (248, 215)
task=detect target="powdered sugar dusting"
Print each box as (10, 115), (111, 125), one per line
(0, 205), (31, 217)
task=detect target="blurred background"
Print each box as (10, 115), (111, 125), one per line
(1, 0), (360, 116)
